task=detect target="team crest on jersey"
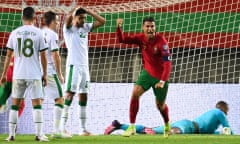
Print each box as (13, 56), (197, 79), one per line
(55, 40), (58, 44)
(79, 32), (86, 38)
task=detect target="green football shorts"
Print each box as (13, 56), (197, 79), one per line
(135, 69), (169, 102)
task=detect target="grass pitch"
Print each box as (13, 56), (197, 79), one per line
(0, 134), (239, 144)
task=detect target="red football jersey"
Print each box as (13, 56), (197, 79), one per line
(6, 57), (14, 82)
(117, 27), (172, 81)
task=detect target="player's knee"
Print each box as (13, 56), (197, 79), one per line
(31, 99), (42, 106)
(65, 92), (74, 100)
(55, 97), (64, 104)
(132, 86), (144, 98)
(156, 102), (165, 111)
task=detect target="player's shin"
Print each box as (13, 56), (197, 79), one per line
(60, 99), (72, 132)
(33, 105), (43, 137)
(9, 105), (19, 137)
(159, 104), (169, 124)
(159, 104), (170, 137)
(54, 104), (63, 133)
(79, 101), (87, 131)
(130, 98), (139, 124)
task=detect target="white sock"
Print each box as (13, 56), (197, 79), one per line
(79, 106), (86, 131)
(9, 109), (18, 137)
(33, 109), (43, 137)
(60, 105), (69, 132)
(53, 105), (63, 133)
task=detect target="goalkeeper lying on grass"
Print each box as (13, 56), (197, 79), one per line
(104, 101), (233, 135)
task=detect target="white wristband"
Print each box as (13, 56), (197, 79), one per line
(159, 80), (165, 83)
(159, 80), (165, 87)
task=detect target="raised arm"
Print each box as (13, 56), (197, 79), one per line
(65, 7), (77, 29)
(85, 8), (105, 30)
(116, 18), (139, 44)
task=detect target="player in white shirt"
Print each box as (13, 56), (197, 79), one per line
(0, 7), (48, 142)
(60, 7), (105, 136)
(41, 11), (70, 138)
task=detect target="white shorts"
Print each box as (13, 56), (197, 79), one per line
(44, 74), (63, 100)
(12, 79), (44, 99)
(64, 65), (90, 94)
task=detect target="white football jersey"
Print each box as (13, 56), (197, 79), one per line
(6, 25), (48, 79)
(63, 23), (93, 66)
(42, 27), (59, 75)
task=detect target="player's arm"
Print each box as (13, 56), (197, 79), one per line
(155, 38), (172, 88)
(39, 33), (48, 87)
(116, 18), (140, 45)
(83, 8), (105, 30)
(218, 112), (234, 134)
(0, 49), (13, 85)
(65, 7), (78, 29)
(40, 50), (47, 86)
(52, 50), (64, 83)
(51, 34), (64, 83)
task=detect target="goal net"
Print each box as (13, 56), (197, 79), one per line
(0, 0), (239, 135)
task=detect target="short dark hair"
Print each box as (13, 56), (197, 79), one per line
(75, 8), (86, 16)
(216, 101), (228, 109)
(44, 11), (56, 26)
(23, 7), (35, 20)
(142, 16), (155, 24)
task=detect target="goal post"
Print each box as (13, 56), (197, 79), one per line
(0, 0), (239, 134)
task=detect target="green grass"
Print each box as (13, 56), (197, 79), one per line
(0, 134), (239, 144)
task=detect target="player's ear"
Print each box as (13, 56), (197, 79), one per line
(142, 24), (145, 31)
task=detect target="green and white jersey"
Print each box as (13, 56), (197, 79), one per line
(6, 25), (48, 79)
(42, 27), (59, 75)
(63, 23), (93, 66)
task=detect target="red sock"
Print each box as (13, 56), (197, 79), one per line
(18, 100), (25, 117)
(130, 98), (139, 124)
(160, 104), (169, 124)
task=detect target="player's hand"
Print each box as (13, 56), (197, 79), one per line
(72, 6), (82, 17)
(58, 74), (65, 84)
(155, 81), (165, 89)
(73, 6), (88, 16)
(116, 18), (123, 27)
(0, 75), (6, 86)
(42, 75), (47, 87)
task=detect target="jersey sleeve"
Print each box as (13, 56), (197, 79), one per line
(218, 112), (230, 127)
(159, 36), (172, 81)
(116, 26), (140, 45)
(63, 24), (78, 33)
(39, 32), (48, 52)
(84, 23), (93, 32)
(217, 112), (234, 134)
(50, 33), (59, 52)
